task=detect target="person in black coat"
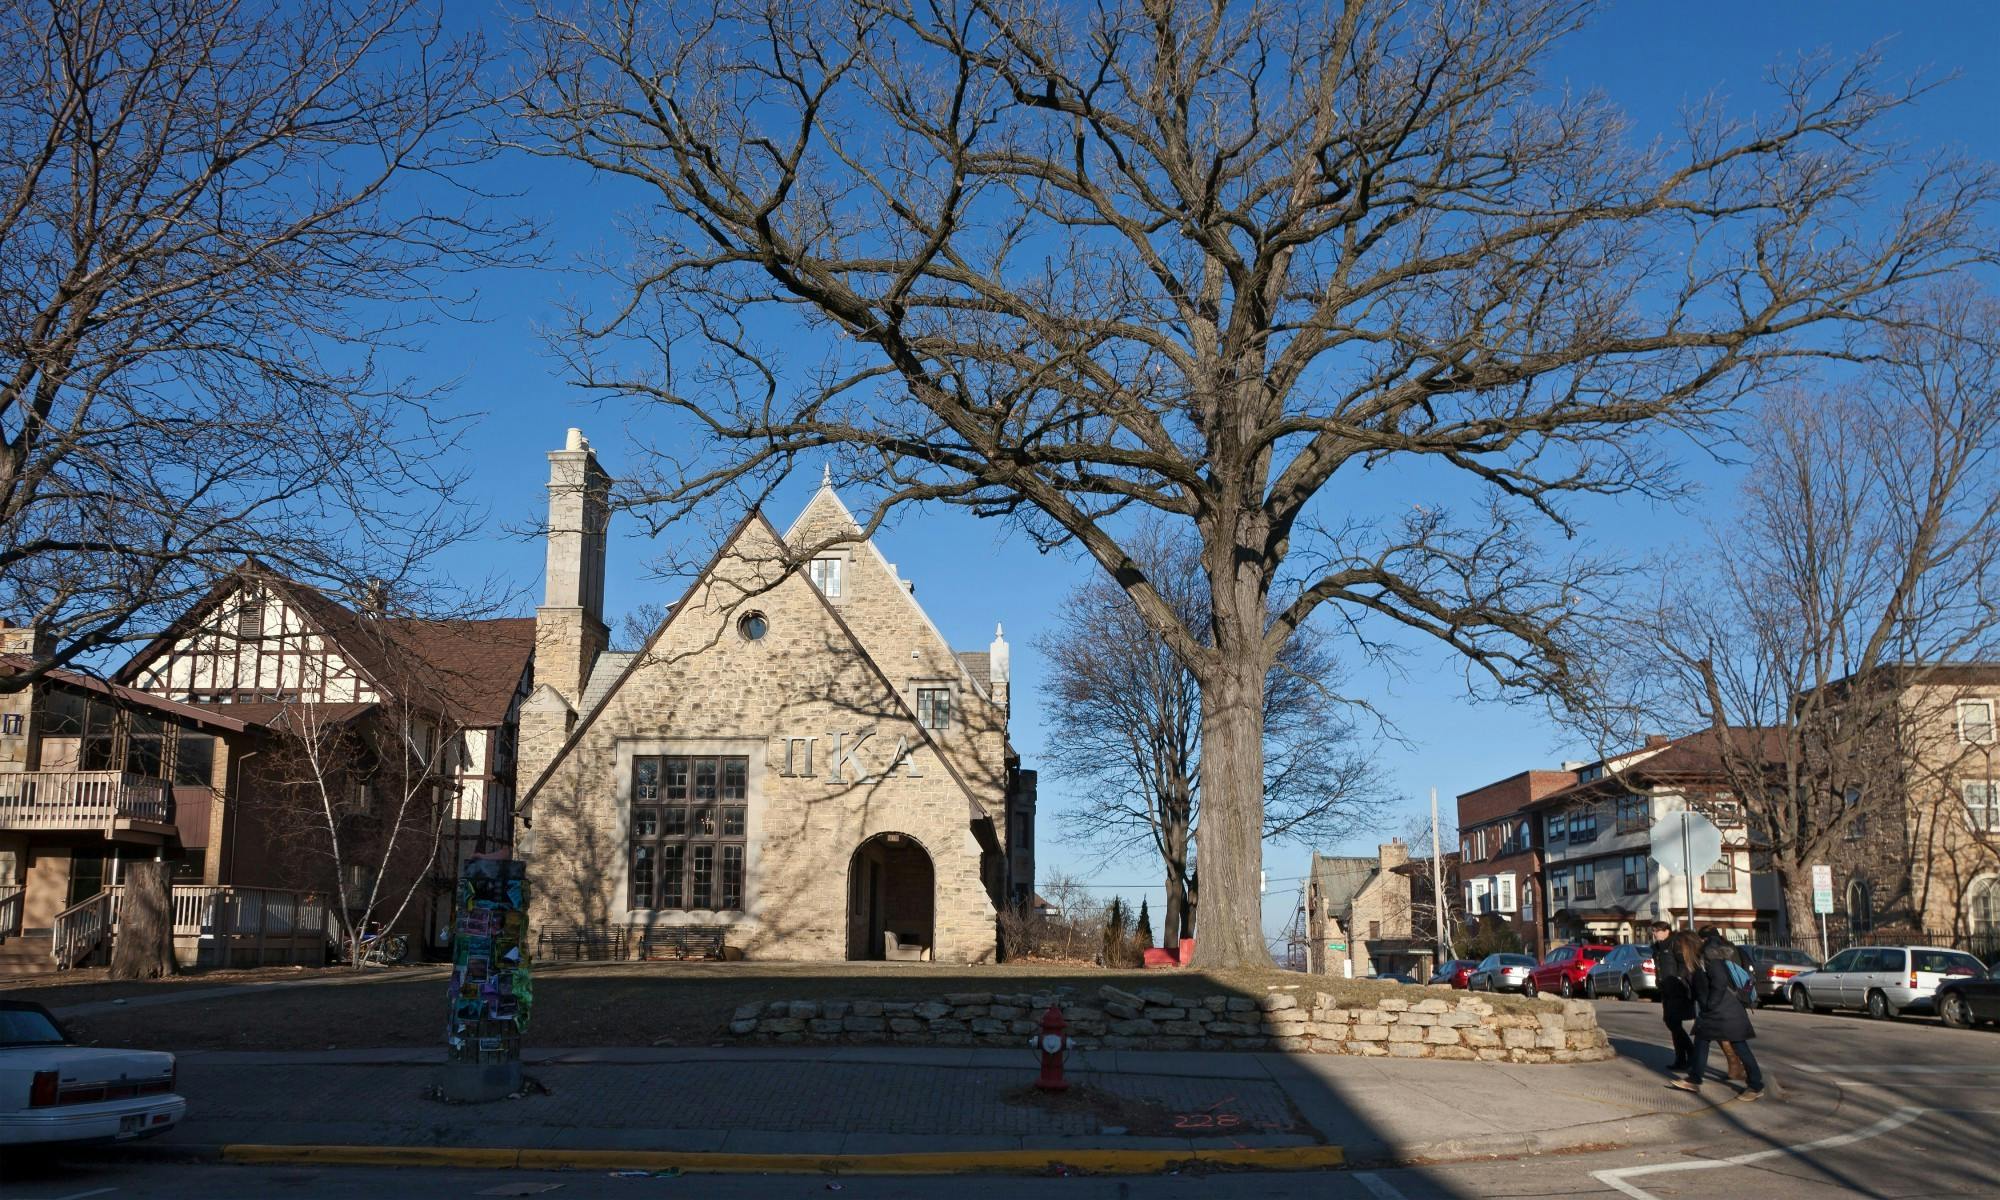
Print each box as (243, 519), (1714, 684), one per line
(1649, 921), (1694, 1070)
(1671, 930), (1764, 1097)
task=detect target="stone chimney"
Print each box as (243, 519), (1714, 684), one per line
(534, 428), (612, 709)
(989, 623), (1010, 710)
(0, 618), (51, 660)
(1379, 838), (1411, 871)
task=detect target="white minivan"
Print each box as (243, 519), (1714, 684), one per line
(1789, 945), (1988, 1019)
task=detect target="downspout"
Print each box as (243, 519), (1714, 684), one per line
(227, 748), (260, 884)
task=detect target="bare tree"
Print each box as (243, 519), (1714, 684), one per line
(259, 683), (471, 970)
(0, 0), (521, 686)
(512, 0), (1994, 964)
(1601, 286), (2000, 939)
(1038, 523), (1383, 951)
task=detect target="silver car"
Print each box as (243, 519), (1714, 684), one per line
(1469, 952), (1535, 993)
(1789, 945), (1988, 1019)
(1584, 943), (1657, 1000)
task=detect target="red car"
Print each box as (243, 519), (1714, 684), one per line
(1430, 959), (1479, 989)
(1525, 943), (1615, 999)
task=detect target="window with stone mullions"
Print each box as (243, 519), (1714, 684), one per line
(916, 686), (952, 729)
(629, 754), (748, 911)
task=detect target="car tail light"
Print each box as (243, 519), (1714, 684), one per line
(1643, 962), (1656, 973)
(29, 1071), (58, 1108)
(1910, 971), (1919, 990)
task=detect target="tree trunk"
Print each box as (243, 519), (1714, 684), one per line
(108, 860), (176, 980)
(1163, 863), (1185, 952)
(1184, 869), (1198, 941)
(1779, 864), (1824, 953)
(1189, 648), (1271, 968)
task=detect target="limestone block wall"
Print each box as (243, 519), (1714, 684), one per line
(728, 982), (1614, 1063)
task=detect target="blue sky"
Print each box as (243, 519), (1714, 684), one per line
(390, 2), (2000, 947)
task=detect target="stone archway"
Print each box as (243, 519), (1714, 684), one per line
(847, 833), (935, 961)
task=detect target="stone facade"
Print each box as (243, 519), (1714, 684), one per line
(521, 442), (1032, 963)
(728, 982), (1613, 1064)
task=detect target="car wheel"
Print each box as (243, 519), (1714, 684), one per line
(1621, 974), (1636, 1002)
(1585, 974), (1597, 1000)
(1792, 986), (1815, 1014)
(1941, 991), (1974, 1030)
(1559, 976), (1574, 999)
(1522, 976), (1537, 998)
(1866, 989), (1898, 1020)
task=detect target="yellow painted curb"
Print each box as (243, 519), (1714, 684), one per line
(221, 1142), (1345, 1175)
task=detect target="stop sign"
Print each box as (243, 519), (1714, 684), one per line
(1652, 810), (1725, 878)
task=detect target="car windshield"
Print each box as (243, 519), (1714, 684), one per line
(1913, 950), (1987, 977)
(1500, 955), (1534, 967)
(1765, 948), (1817, 967)
(0, 1008), (68, 1047)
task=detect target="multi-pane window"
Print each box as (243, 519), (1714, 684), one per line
(1495, 874), (1516, 912)
(1567, 808), (1598, 844)
(1571, 861), (1596, 900)
(808, 557), (843, 598)
(1702, 854), (1735, 892)
(1615, 794), (1649, 833)
(629, 755), (748, 911)
(1958, 699), (1995, 745)
(1962, 781), (1999, 833)
(1622, 854), (1648, 894)
(1549, 868), (1570, 903)
(916, 687), (952, 730)
(1546, 814), (1566, 846)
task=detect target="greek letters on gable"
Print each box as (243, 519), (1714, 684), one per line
(885, 735), (924, 779)
(827, 729), (875, 783)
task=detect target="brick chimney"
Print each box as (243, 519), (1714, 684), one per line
(0, 618), (51, 660)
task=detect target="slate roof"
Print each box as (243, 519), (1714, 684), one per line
(578, 651), (638, 719)
(955, 651), (991, 692)
(1310, 854), (1379, 918)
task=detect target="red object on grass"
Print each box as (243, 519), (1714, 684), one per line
(1142, 938), (1196, 969)
(1034, 1005), (1071, 1091)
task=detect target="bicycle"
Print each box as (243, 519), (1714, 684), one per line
(334, 923), (409, 966)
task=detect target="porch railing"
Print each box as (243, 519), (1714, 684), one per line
(52, 889), (114, 968)
(51, 884), (332, 968)
(0, 771), (170, 831)
(0, 883), (23, 937)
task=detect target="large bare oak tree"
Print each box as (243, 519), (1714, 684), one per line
(513, 0), (1994, 964)
(1037, 522), (1383, 950)
(0, 0), (520, 684)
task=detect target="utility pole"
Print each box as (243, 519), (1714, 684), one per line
(1430, 788), (1451, 960)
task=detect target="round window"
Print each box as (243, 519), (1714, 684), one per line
(737, 612), (768, 641)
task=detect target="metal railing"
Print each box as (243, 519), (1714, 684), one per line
(50, 884), (332, 968)
(0, 883), (23, 937)
(0, 771), (170, 831)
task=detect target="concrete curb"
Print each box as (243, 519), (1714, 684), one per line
(214, 1142), (1348, 1175)
(1357, 1084), (1784, 1166)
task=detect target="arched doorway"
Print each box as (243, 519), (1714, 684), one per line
(847, 833), (935, 961)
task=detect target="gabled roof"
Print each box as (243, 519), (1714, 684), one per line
(115, 564), (534, 730)
(1310, 853), (1378, 918)
(521, 507), (992, 827)
(0, 653), (249, 733)
(1527, 726), (1787, 810)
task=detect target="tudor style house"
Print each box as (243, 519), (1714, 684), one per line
(518, 431), (1036, 963)
(1304, 841), (1430, 980)
(115, 567), (536, 954)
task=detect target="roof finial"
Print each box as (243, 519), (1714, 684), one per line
(995, 622), (1005, 639)
(821, 462), (832, 487)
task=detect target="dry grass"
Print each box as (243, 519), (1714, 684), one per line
(30, 960), (1547, 1053)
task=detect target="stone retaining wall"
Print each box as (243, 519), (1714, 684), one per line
(728, 983), (1613, 1063)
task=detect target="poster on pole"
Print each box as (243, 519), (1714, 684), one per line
(1811, 864), (1834, 915)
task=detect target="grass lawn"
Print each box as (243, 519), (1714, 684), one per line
(14, 960), (1547, 1052)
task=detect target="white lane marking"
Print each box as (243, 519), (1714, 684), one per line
(50, 1190), (117, 1200)
(1589, 1108), (1926, 1200)
(1353, 1172), (1407, 1200)
(1796, 1063), (2000, 1074)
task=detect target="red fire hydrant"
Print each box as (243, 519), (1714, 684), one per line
(1033, 1004), (1072, 1092)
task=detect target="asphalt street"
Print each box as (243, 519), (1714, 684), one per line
(6, 996), (1996, 1199)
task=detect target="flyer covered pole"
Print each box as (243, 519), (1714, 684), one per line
(438, 853), (533, 1103)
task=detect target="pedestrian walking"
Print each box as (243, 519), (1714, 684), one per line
(1649, 921), (1693, 1071)
(1670, 928), (1765, 1100)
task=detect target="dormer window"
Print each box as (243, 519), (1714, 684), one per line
(809, 557), (843, 598)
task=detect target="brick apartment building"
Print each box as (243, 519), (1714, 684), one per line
(1456, 770), (1576, 961)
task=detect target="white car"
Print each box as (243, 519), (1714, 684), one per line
(0, 999), (185, 1146)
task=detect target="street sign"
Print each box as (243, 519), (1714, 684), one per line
(1653, 811), (1725, 878)
(1327, 942), (1347, 953)
(1811, 864), (1834, 914)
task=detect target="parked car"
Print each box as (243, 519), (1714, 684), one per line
(1469, 953), (1536, 993)
(1525, 943), (1615, 999)
(1788, 945), (1988, 1019)
(1937, 965), (2000, 1030)
(1369, 971), (1418, 984)
(1743, 945), (1820, 1003)
(1430, 959), (1479, 989)
(1583, 944), (1657, 1000)
(0, 1000), (185, 1146)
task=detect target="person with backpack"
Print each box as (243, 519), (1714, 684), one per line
(1649, 921), (1694, 1071)
(1671, 928), (1765, 1100)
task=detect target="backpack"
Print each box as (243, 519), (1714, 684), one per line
(1725, 959), (1753, 999)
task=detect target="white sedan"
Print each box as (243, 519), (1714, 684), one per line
(0, 999), (185, 1146)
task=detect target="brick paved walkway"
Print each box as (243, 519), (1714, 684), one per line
(167, 1049), (1304, 1152)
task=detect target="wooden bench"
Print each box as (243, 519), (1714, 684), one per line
(640, 926), (727, 961)
(536, 925), (627, 962)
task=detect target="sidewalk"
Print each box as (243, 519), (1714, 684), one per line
(140, 1042), (1769, 1169)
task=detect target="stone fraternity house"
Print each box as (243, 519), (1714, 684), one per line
(1304, 841), (1428, 980)
(518, 432), (1035, 963)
